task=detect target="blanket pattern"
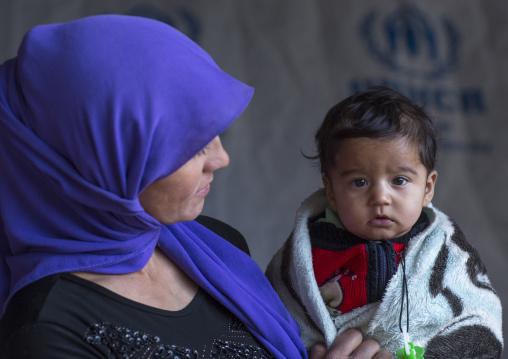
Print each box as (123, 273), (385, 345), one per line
(266, 189), (503, 358)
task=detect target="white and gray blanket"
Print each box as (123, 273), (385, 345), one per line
(266, 189), (503, 358)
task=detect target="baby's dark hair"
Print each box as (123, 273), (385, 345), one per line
(311, 86), (437, 177)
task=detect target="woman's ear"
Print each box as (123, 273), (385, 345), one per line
(423, 170), (438, 207)
(322, 175), (338, 211)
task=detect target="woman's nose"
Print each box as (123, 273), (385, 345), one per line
(207, 136), (230, 171)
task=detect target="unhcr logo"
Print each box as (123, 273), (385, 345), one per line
(360, 5), (460, 78)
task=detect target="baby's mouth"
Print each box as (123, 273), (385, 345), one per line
(369, 215), (393, 226)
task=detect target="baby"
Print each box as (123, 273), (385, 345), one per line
(266, 86), (503, 358)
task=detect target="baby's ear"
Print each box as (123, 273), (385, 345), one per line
(322, 175), (338, 211)
(423, 170), (438, 207)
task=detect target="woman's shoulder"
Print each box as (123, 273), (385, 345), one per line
(195, 215), (250, 256)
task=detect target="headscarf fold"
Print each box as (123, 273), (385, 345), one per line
(0, 15), (305, 358)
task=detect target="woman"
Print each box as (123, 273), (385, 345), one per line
(0, 15), (389, 358)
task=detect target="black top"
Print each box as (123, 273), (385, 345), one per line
(0, 216), (273, 359)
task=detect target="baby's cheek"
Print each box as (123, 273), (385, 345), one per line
(338, 209), (360, 231)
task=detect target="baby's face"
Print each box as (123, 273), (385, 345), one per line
(323, 137), (437, 241)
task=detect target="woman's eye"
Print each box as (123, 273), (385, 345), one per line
(393, 177), (407, 186)
(197, 145), (209, 156)
(352, 179), (367, 187)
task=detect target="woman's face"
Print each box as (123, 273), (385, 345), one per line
(138, 136), (229, 224)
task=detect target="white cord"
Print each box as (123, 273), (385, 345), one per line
(402, 326), (411, 355)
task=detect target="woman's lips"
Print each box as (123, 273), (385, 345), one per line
(196, 183), (210, 196)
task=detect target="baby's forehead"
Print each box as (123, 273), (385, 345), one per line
(336, 136), (418, 153)
(332, 136), (424, 169)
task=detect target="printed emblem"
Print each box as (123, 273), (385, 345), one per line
(360, 4), (460, 79)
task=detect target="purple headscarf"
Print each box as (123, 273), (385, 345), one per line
(0, 15), (305, 358)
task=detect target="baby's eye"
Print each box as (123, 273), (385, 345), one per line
(352, 179), (367, 187)
(392, 177), (407, 186)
